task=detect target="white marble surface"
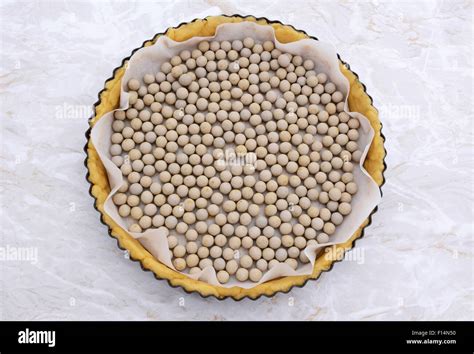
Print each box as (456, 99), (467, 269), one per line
(1, 0), (472, 321)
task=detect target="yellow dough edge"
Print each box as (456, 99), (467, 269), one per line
(86, 15), (385, 300)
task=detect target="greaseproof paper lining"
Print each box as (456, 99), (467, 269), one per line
(91, 22), (382, 288)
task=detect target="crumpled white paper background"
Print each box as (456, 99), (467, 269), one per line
(4, 0), (472, 321)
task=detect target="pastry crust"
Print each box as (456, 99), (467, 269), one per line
(85, 15), (386, 300)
